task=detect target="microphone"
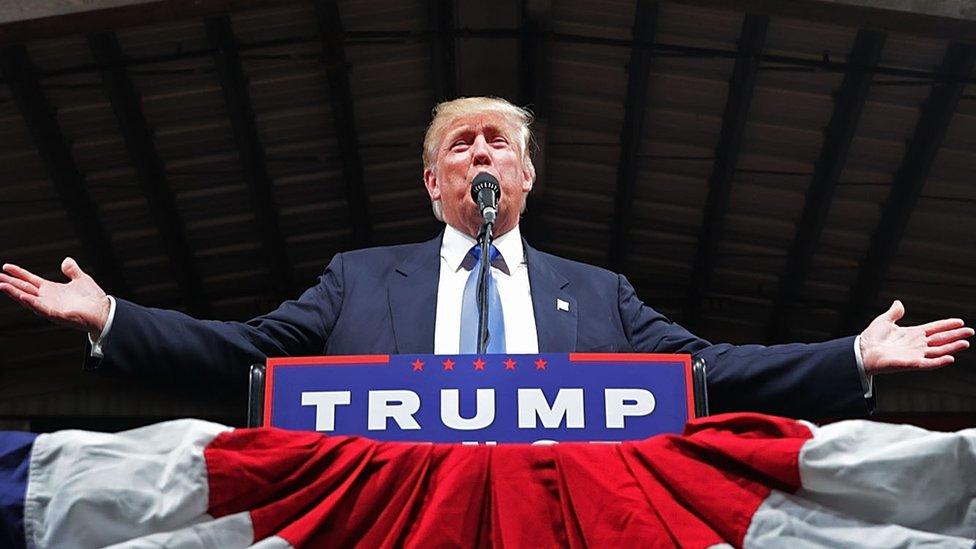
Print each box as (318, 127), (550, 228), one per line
(470, 172), (500, 225)
(469, 172), (500, 353)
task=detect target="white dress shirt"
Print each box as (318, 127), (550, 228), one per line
(433, 224), (539, 354)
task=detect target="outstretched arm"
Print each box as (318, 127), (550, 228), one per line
(1, 256), (344, 388)
(616, 274), (869, 417)
(616, 273), (972, 417)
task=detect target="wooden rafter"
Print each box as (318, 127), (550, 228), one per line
(428, 0), (457, 102)
(0, 45), (129, 295)
(206, 15), (294, 300)
(88, 31), (207, 315)
(0, 0), (296, 46)
(608, 0), (659, 271)
(518, 0), (551, 241)
(649, 0), (976, 42)
(766, 29), (885, 342)
(313, 0), (372, 249)
(836, 42), (976, 335)
(683, 13), (768, 328)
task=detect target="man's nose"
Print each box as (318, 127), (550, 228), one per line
(471, 136), (492, 166)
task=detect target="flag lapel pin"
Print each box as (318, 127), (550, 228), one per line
(556, 299), (570, 312)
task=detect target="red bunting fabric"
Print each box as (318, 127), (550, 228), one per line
(13, 413), (976, 547)
(206, 413), (808, 547)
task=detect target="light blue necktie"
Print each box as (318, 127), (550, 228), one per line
(459, 244), (507, 353)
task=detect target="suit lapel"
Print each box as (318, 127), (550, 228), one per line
(525, 242), (578, 352)
(388, 232), (442, 353)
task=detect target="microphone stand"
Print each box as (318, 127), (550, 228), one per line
(476, 214), (494, 354)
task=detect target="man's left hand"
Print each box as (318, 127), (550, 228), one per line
(860, 300), (973, 375)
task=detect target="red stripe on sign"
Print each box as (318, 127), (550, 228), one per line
(683, 356), (696, 419)
(569, 353), (692, 362)
(263, 355), (391, 426)
(262, 373), (273, 427)
(266, 355), (391, 367)
(569, 353), (697, 420)
(204, 413), (812, 546)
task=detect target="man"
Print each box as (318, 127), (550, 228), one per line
(1, 97), (971, 418)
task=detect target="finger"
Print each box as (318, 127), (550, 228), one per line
(917, 355), (955, 370)
(0, 273), (39, 296)
(0, 284), (50, 317)
(925, 339), (970, 358)
(884, 300), (905, 323)
(61, 257), (84, 281)
(2, 263), (44, 288)
(918, 318), (965, 336)
(0, 282), (25, 302)
(927, 327), (975, 346)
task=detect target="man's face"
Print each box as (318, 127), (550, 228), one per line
(423, 112), (533, 238)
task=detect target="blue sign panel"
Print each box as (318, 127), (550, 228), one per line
(265, 353), (694, 443)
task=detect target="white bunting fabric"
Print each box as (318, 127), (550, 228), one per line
(0, 414), (973, 548)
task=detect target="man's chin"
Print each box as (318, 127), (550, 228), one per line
(445, 203), (520, 238)
(443, 215), (481, 239)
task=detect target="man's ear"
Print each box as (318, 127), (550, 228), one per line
(521, 166), (534, 193)
(423, 168), (441, 200)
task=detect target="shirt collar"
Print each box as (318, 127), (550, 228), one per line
(442, 223), (524, 274)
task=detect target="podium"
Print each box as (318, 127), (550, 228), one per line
(247, 353), (708, 443)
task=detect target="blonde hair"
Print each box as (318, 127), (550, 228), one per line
(423, 96), (536, 179)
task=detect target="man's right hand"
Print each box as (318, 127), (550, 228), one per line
(0, 257), (111, 340)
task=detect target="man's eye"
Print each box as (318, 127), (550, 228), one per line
(451, 140), (469, 149)
(491, 137), (509, 146)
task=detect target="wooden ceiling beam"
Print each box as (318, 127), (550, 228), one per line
(666, 0), (976, 42)
(683, 13), (768, 328)
(766, 29), (885, 343)
(313, 0), (372, 249)
(835, 42), (976, 336)
(205, 15), (294, 300)
(0, 45), (129, 296)
(608, 0), (659, 271)
(518, 0), (551, 242)
(5, 0), (975, 46)
(519, 0), (550, 115)
(0, 0), (294, 46)
(88, 31), (208, 315)
(428, 0), (457, 102)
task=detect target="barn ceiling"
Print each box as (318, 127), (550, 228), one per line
(1, 0), (974, 428)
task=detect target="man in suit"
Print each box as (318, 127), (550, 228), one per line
(1, 97), (971, 418)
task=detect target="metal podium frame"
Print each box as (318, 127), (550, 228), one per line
(247, 363), (265, 428)
(692, 357), (709, 418)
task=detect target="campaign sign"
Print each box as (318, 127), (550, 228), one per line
(264, 353), (695, 443)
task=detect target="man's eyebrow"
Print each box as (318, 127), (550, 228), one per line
(443, 122), (512, 144)
(491, 125), (520, 141)
(444, 126), (474, 143)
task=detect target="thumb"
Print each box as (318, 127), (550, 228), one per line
(61, 257), (83, 280)
(884, 299), (905, 323)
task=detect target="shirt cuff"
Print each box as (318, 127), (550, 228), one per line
(853, 334), (874, 399)
(88, 296), (117, 359)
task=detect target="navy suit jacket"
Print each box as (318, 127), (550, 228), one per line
(86, 232), (872, 418)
